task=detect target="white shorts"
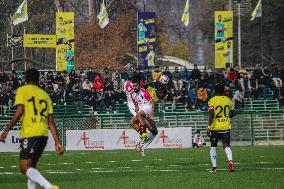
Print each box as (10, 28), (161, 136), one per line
(139, 104), (152, 117)
(127, 102), (136, 116)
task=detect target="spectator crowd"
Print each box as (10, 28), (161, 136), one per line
(0, 63), (283, 115)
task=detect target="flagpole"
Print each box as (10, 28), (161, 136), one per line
(237, 2), (242, 67)
(22, 23), (27, 71)
(9, 14), (14, 71)
(260, 14), (263, 67)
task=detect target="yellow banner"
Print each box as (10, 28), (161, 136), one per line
(23, 34), (56, 48)
(56, 12), (75, 72)
(215, 11), (233, 68)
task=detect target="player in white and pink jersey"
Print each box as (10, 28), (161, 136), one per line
(131, 80), (158, 156)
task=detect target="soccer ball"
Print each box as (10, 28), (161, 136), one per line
(159, 75), (169, 84)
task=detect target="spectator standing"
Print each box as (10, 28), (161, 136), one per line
(112, 69), (121, 91)
(93, 75), (104, 92)
(262, 64), (272, 88)
(120, 67), (129, 84)
(249, 75), (259, 99)
(227, 68), (238, 88)
(162, 67), (172, 90)
(258, 75), (267, 99)
(240, 71), (250, 96)
(86, 67), (94, 82)
(172, 67), (183, 95)
(82, 78), (92, 98)
(0, 92), (7, 115)
(180, 67), (191, 81)
(180, 86), (189, 110)
(105, 89), (115, 112)
(101, 67), (111, 82)
(205, 70), (215, 98)
(233, 88), (244, 109)
(188, 87), (198, 109)
(191, 64), (201, 80)
(215, 69), (226, 86)
(270, 64), (279, 78)
(96, 89), (106, 113)
(72, 79), (83, 113)
(253, 64), (263, 81)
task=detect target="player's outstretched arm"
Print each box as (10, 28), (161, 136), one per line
(229, 109), (236, 118)
(0, 105), (24, 143)
(48, 114), (64, 155)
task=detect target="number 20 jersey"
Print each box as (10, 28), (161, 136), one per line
(208, 96), (234, 131)
(15, 84), (53, 139)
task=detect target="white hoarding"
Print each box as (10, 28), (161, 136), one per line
(66, 127), (192, 151)
(0, 131), (55, 152)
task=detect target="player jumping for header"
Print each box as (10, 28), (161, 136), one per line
(124, 80), (158, 156)
(207, 83), (236, 173)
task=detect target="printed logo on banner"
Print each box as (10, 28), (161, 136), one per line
(156, 129), (183, 148)
(77, 131), (105, 150)
(116, 130), (137, 148)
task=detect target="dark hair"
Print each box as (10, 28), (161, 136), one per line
(25, 69), (39, 84)
(215, 83), (224, 94)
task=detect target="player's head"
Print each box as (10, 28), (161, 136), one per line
(25, 69), (40, 85)
(140, 19), (144, 23)
(215, 83), (224, 95)
(218, 15), (222, 22)
(132, 79), (140, 93)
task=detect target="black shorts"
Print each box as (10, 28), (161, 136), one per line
(20, 136), (48, 161)
(210, 130), (231, 146)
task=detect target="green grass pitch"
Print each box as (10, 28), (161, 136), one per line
(1, 146), (284, 189)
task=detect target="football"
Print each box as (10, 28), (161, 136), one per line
(159, 75), (169, 84)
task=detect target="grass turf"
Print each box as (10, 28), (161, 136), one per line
(0, 146), (284, 189)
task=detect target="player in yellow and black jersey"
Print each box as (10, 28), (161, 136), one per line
(207, 83), (236, 173)
(0, 69), (63, 189)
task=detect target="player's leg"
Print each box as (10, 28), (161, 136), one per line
(221, 131), (234, 172)
(20, 137), (56, 189)
(209, 131), (219, 172)
(143, 118), (158, 148)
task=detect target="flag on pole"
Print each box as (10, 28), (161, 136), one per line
(251, 0), (262, 21)
(13, 0), (28, 26)
(97, 0), (109, 29)
(181, 0), (190, 26)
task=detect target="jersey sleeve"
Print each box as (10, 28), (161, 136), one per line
(47, 96), (54, 115)
(142, 89), (153, 102)
(14, 88), (25, 106)
(229, 99), (234, 111)
(208, 98), (214, 111)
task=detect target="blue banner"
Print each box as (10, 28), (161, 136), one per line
(137, 12), (156, 69)
(7, 34), (23, 47)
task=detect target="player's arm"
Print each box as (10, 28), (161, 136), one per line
(0, 105), (24, 142)
(48, 114), (64, 155)
(229, 100), (236, 118)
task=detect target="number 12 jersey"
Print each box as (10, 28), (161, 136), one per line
(208, 96), (234, 131)
(15, 84), (53, 139)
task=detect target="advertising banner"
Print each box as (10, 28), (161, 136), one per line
(56, 12), (75, 72)
(137, 12), (156, 69)
(23, 34), (56, 48)
(0, 131), (55, 152)
(7, 34), (23, 47)
(66, 127), (192, 151)
(215, 11), (233, 68)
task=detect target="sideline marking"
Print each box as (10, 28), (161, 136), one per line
(131, 159), (142, 162)
(108, 161), (118, 163)
(85, 161), (96, 164)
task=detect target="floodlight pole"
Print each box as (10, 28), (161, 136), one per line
(9, 14), (14, 71)
(23, 24), (27, 71)
(237, 2), (242, 67)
